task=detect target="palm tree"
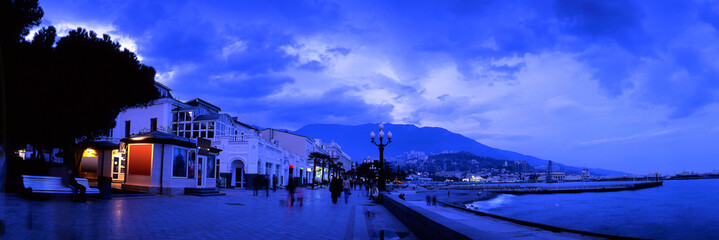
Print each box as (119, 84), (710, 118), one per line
(308, 152), (329, 189)
(324, 157), (335, 183)
(336, 162), (344, 178)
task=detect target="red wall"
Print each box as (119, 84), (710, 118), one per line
(128, 144), (152, 176)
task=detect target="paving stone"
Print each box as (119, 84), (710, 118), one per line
(0, 189), (415, 239)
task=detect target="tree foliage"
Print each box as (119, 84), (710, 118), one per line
(1, 0), (159, 168)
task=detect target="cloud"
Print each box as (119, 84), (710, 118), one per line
(576, 128), (682, 146)
(36, 0), (719, 173)
(224, 87), (395, 129)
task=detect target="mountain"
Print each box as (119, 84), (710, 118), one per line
(425, 152), (507, 171)
(294, 123), (628, 176)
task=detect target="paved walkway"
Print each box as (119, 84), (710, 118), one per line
(399, 189), (607, 240)
(0, 188), (416, 239)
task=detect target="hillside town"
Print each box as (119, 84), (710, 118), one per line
(393, 151), (719, 183)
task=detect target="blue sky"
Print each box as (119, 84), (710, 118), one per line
(33, 0), (719, 174)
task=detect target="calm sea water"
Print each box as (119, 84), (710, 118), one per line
(466, 179), (719, 240)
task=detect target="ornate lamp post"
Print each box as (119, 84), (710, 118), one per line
(370, 122), (392, 191)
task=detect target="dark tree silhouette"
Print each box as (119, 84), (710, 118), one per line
(308, 152), (329, 189)
(1, 0), (159, 174)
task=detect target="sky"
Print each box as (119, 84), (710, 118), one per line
(31, 0), (719, 174)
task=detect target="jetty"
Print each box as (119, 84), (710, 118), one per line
(433, 181), (663, 194)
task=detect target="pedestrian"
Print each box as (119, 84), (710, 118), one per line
(330, 177), (343, 204)
(343, 177), (351, 204)
(369, 184), (379, 202)
(296, 183), (305, 207)
(62, 168), (85, 202)
(287, 179), (296, 206)
(272, 175), (278, 192)
(265, 176), (270, 197)
(425, 194), (431, 206)
(366, 181), (372, 197)
(448, 189), (451, 198)
(432, 194), (437, 206)
(253, 175), (261, 196)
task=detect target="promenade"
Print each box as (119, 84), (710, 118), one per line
(0, 188), (416, 239)
(395, 189), (613, 240)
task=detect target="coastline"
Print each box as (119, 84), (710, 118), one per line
(394, 190), (638, 239)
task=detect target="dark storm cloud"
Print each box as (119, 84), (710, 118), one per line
(226, 87), (395, 129)
(39, 0), (719, 123)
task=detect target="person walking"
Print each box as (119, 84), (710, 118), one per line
(365, 181), (372, 197)
(432, 194), (437, 206)
(296, 183), (305, 207)
(287, 179), (296, 206)
(265, 176), (270, 197)
(425, 194), (431, 206)
(329, 177), (343, 204)
(342, 177), (351, 204)
(369, 184), (379, 203)
(272, 175), (278, 192)
(253, 175), (261, 196)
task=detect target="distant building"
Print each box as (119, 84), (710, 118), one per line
(582, 168), (591, 179)
(259, 128), (332, 183)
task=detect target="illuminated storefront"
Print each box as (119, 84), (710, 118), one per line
(121, 132), (221, 195)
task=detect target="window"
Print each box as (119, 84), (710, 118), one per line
(151, 118), (157, 132)
(193, 122), (199, 131)
(172, 113), (178, 122)
(125, 121), (131, 137)
(188, 150), (196, 178)
(201, 131), (207, 139)
(172, 147), (188, 177)
(179, 112), (186, 121)
(208, 130), (214, 139)
(208, 122), (215, 130)
(200, 122), (206, 130)
(207, 154), (216, 178)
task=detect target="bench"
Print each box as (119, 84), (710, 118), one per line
(22, 175), (101, 194)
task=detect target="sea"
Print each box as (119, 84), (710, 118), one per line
(465, 179), (719, 240)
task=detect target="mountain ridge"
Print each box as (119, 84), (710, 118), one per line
(294, 123), (628, 176)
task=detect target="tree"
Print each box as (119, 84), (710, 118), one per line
(308, 152), (329, 189)
(336, 162), (344, 177)
(1, 0), (45, 191)
(2, 0), (159, 177)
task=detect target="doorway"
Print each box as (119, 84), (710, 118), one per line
(197, 156), (205, 187)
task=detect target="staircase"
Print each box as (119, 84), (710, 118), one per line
(184, 187), (226, 196)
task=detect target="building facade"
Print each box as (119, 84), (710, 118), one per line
(102, 83), (311, 193)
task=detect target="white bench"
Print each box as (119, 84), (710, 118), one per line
(22, 175), (101, 194)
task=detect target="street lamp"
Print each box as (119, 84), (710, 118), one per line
(370, 122), (392, 191)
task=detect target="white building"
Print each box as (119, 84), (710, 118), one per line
(322, 140), (352, 172)
(258, 129), (337, 184)
(104, 82), (303, 192)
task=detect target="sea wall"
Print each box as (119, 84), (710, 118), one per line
(380, 193), (500, 240)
